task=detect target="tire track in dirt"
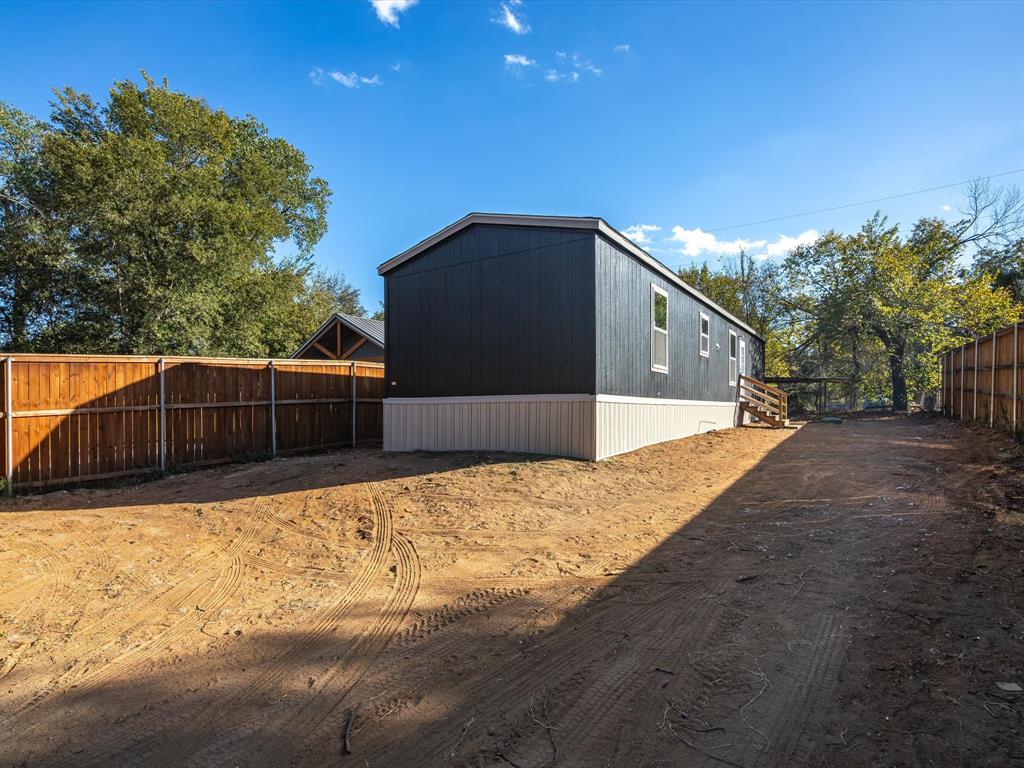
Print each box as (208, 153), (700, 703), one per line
(360, 568), (740, 765)
(280, 531), (422, 765)
(389, 586), (531, 650)
(0, 542), (63, 680)
(242, 551), (351, 581)
(452, 459), (940, 764)
(266, 503), (332, 542)
(0, 501), (267, 735)
(507, 586), (731, 768)
(0, 542), (63, 620)
(63, 502), (265, 691)
(155, 483), (399, 767)
(694, 610), (846, 768)
(754, 611), (847, 767)
(37, 490), (388, 768)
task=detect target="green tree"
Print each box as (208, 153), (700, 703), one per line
(0, 102), (71, 349)
(678, 250), (783, 336)
(785, 210), (1021, 410)
(1, 74), (342, 357)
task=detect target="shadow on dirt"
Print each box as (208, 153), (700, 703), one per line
(2, 416), (1022, 768)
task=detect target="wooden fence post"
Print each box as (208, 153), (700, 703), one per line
(1015, 323), (1020, 437)
(4, 356), (12, 495)
(991, 330), (997, 428)
(960, 343), (965, 420)
(973, 339), (979, 421)
(351, 362), (357, 448)
(158, 358), (166, 472)
(942, 354), (950, 415)
(269, 360), (277, 457)
(946, 353), (951, 415)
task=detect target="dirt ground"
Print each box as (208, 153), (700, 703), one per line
(1, 414), (1022, 767)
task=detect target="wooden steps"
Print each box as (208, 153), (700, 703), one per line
(738, 375), (789, 428)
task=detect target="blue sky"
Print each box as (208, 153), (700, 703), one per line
(4, 0), (1023, 309)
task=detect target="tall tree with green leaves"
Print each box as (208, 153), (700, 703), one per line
(785, 206), (1021, 410)
(0, 74), (358, 357)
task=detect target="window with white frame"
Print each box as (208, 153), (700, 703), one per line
(651, 285), (668, 373)
(739, 338), (746, 379)
(728, 330), (738, 385)
(699, 312), (710, 358)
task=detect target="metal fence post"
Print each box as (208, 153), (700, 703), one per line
(158, 358), (166, 472)
(351, 362), (357, 448)
(269, 360), (277, 457)
(4, 356), (12, 495)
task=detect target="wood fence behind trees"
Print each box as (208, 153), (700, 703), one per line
(940, 322), (1023, 438)
(0, 355), (385, 490)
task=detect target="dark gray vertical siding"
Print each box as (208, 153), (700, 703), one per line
(595, 234), (764, 401)
(385, 224), (596, 397)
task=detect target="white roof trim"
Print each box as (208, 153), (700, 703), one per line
(378, 213), (762, 340)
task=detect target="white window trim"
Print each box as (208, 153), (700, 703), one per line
(698, 312), (710, 358)
(739, 338), (746, 379)
(651, 284), (669, 374)
(728, 330), (738, 386)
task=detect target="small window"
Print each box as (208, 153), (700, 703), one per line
(728, 330), (738, 386)
(739, 338), (747, 379)
(651, 285), (668, 373)
(699, 312), (710, 358)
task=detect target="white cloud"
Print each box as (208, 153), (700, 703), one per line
(371, 0), (417, 27)
(544, 69), (579, 83)
(623, 224), (660, 245)
(330, 71), (360, 88)
(504, 53), (536, 67)
(669, 226), (818, 259)
(495, 2), (530, 34)
(670, 227), (765, 257)
(554, 51), (601, 75)
(764, 230), (818, 257)
(390, 62), (402, 72)
(544, 51), (600, 83)
(310, 68), (382, 89)
(941, 204), (952, 212)
(613, 43), (630, 53)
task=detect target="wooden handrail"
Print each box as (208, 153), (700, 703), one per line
(738, 375), (788, 424)
(739, 375), (786, 399)
(739, 380), (782, 401)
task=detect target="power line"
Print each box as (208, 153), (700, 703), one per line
(707, 167), (1024, 233)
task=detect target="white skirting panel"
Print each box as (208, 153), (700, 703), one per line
(384, 395), (598, 460)
(593, 395), (738, 460)
(384, 395), (740, 461)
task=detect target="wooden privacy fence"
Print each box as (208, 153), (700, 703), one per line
(0, 355), (384, 490)
(939, 322), (1022, 437)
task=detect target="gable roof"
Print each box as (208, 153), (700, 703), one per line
(291, 313), (385, 359)
(377, 213), (761, 340)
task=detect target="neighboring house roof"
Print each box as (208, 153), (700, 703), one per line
(377, 213), (762, 340)
(292, 313), (385, 359)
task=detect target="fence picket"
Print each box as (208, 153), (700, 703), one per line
(0, 354), (383, 490)
(941, 323), (1023, 439)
